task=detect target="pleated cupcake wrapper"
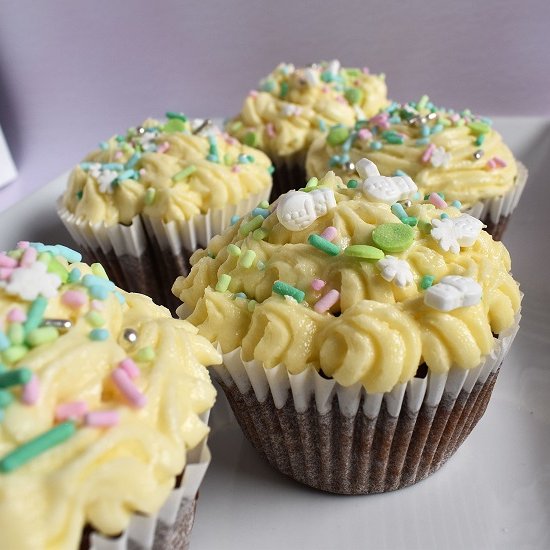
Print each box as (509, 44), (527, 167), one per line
(88, 411), (211, 550)
(57, 187), (271, 309)
(269, 149), (308, 201)
(465, 161), (528, 239)
(212, 311), (520, 494)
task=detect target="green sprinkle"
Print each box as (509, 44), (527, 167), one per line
(308, 234), (340, 256)
(383, 132), (404, 145)
(163, 118), (187, 133)
(26, 327), (59, 347)
(215, 274), (232, 292)
(89, 329), (109, 341)
(244, 132), (257, 147)
(227, 244), (241, 257)
(391, 203), (407, 220)
(2, 346), (28, 364)
(165, 111), (188, 122)
(172, 165), (197, 182)
(239, 215), (264, 236)
(76, 190), (83, 200)
(223, 153), (232, 165)
(402, 216), (418, 227)
(441, 213), (449, 219)
(267, 165), (275, 175)
(38, 252), (51, 267)
(468, 121), (490, 135)
(252, 228), (269, 241)
(420, 275), (435, 290)
(347, 179), (358, 189)
(327, 126), (350, 146)
(344, 245), (385, 261)
(475, 135), (485, 146)
(259, 200), (270, 209)
(344, 87), (364, 105)
(7, 324), (24, 346)
(0, 368), (32, 389)
(247, 300), (257, 312)
(230, 121), (243, 133)
(272, 281), (305, 303)
(136, 346), (155, 362)
(0, 390), (13, 408)
(47, 258), (69, 283)
(305, 177), (319, 189)
(144, 188), (156, 205)
(239, 250), (256, 268)
(0, 421), (76, 474)
(372, 223), (415, 253)
(417, 95), (429, 110)
(24, 297), (48, 334)
(280, 81), (289, 98)
(85, 311), (105, 328)
(68, 268), (81, 284)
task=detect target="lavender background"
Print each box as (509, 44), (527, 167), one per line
(0, 0), (548, 209)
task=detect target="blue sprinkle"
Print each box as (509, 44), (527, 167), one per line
(99, 141), (109, 150)
(251, 208), (270, 219)
(260, 79), (275, 92)
(88, 286), (109, 300)
(391, 203), (407, 220)
(82, 274), (115, 291)
(206, 154), (219, 162)
(318, 119), (327, 132)
(234, 292), (247, 299)
(102, 163), (124, 171)
(238, 154), (251, 164)
(68, 268), (81, 283)
(80, 162), (93, 171)
(113, 291), (125, 304)
(431, 124), (444, 134)
(416, 137), (430, 146)
(393, 169), (408, 177)
(441, 213), (450, 219)
(451, 200), (462, 209)
(125, 153), (141, 169)
(89, 328), (109, 341)
(412, 192), (421, 200)
(117, 169), (137, 181)
(0, 331), (10, 351)
(370, 141), (382, 151)
(341, 137), (353, 153)
(420, 125), (430, 137)
(389, 115), (401, 124)
(230, 215), (240, 226)
(55, 244), (82, 264)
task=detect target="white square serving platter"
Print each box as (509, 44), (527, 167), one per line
(0, 117), (549, 550)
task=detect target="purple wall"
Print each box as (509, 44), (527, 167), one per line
(0, 0), (548, 208)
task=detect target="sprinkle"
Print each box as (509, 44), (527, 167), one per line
(0, 390), (13, 408)
(429, 192), (448, 209)
(16, 241), (30, 249)
(311, 279), (326, 291)
(112, 368), (147, 408)
(85, 311), (105, 327)
(417, 95), (429, 110)
(272, 281), (305, 303)
(347, 179), (358, 189)
(215, 274), (232, 292)
(27, 327), (59, 347)
(55, 401), (88, 421)
(475, 135), (485, 147)
(266, 123), (276, 138)
(125, 152), (141, 169)
(172, 165), (197, 182)
(320, 226), (338, 242)
(227, 244), (241, 257)
(119, 358), (140, 379)
(402, 216), (418, 226)
(244, 132), (257, 147)
(21, 374), (40, 405)
(247, 300), (257, 312)
(251, 207), (270, 218)
(67, 268), (81, 283)
(370, 140), (382, 150)
(451, 200), (462, 209)
(431, 123), (444, 134)
(239, 215), (264, 236)
(0, 332), (9, 351)
(0, 268), (13, 280)
(0, 421), (76, 473)
(252, 228), (269, 241)
(156, 142), (170, 154)
(314, 289), (340, 314)
(383, 131), (404, 144)
(308, 234), (340, 256)
(89, 329), (109, 341)
(2, 346), (28, 364)
(20, 247), (37, 267)
(89, 286), (109, 300)
(231, 166), (241, 173)
(468, 121), (490, 135)
(391, 203), (407, 220)
(135, 346), (155, 362)
(327, 126), (350, 146)
(239, 250), (256, 268)
(305, 177), (319, 189)
(422, 143), (436, 163)
(344, 245), (385, 260)
(7, 308), (26, 323)
(91, 263), (109, 279)
(113, 291), (125, 304)
(420, 275), (435, 289)
(144, 188), (156, 205)
(0, 368), (32, 389)
(7, 324), (24, 346)
(416, 137), (430, 146)
(357, 128), (372, 140)
(61, 290), (87, 309)
(24, 297), (48, 333)
(82, 274), (115, 291)
(256, 261), (266, 271)
(85, 411), (119, 428)
(0, 253), (17, 268)
(47, 258), (68, 282)
(165, 111), (188, 122)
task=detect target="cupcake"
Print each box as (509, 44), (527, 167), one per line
(58, 114), (273, 311)
(306, 97), (527, 240)
(172, 161), (521, 495)
(225, 60), (388, 200)
(0, 242), (220, 548)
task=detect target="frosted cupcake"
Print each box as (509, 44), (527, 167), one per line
(306, 97), (527, 239)
(59, 114), (273, 311)
(0, 242), (220, 548)
(173, 161), (521, 495)
(225, 61), (388, 200)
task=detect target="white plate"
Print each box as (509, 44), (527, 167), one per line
(1, 118), (550, 550)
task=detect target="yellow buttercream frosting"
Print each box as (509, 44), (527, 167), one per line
(306, 99), (519, 207)
(225, 61), (388, 161)
(0, 244), (220, 550)
(62, 116), (273, 226)
(173, 171), (520, 394)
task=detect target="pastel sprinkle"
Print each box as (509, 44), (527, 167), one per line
(0, 332), (9, 351)
(52, 244), (82, 264)
(2, 346), (28, 364)
(305, 177), (319, 189)
(85, 411), (119, 428)
(215, 274), (232, 292)
(247, 300), (257, 312)
(135, 346), (155, 362)
(0, 390), (13, 408)
(68, 269), (81, 283)
(451, 200), (462, 209)
(311, 279), (326, 291)
(347, 179), (358, 189)
(227, 244), (241, 257)
(239, 215), (264, 236)
(89, 329), (109, 341)
(0, 254), (17, 268)
(118, 358), (140, 379)
(89, 286), (109, 300)
(85, 311), (105, 327)
(420, 275), (435, 289)
(113, 291), (126, 305)
(62, 290), (87, 309)
(272, 281), (305, 303)
(82, 274), (115, 291)
(0, 421), (76, 473)
(314, 289), (340, 314)
(7, 308), (26, 323)
(391, 203), (407, 220)
(111, 368), (147, 408)
(24, 297), (48, 333)
(8, 324), (24, 345)
(20, 247), (38, 267)
(55, 401), (88, 421)
(90, 300), (104, 311)
(402, 216), (418, 227)
(0, 368), (32, 389)
(422, 143), (436, 163)
(21, 374), (40, 405)
(344, 245), (385, 260)
(47, 258), (69, 282)
(251, 207), (270, 218)
(172, 165), (197, 181)
(239, 250), (256, 268)
(320, 226), (338, 242)
(27, 327), (59, 347)
(259, 200), (270, 209)
(468, 121), (490, 135)
(308, 234), (340, 256)
(428, 192), (448, 209)
(252, 228), (269, 241)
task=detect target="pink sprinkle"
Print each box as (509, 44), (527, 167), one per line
(266, 123), (276, 138)
(139, 168), (146, 176)
(422, 143), (436, 163)
(314, 289), (340, 314)
(0, 268), (13, 280)
(118, 357), (140, 379)
(362, 67), (370, 74)
(311, 279), (326, 291)
(157, 141), (170, 154)
(20, 246), (38, 267)
(55, 401), (88, 421)
(232, 166), (241, 173)
(370, 113), (390, 129)
(90, 300), (104, 311)
(320, 226), (338, 242)
(322, 86), (329, 94)
(486, 159), (497, 170)
(429, 192), (448, 209)
(114, 151), (123, 160)
(17, 241), (30, 249)
(249, 90), (258, 98)
(112, 368), (147, 408)
(493, 156), (507, 168)
(336, 96), (347, 104)
(449, 114), (460, 123)
(22, 374), (40, 405)
(85, 410), (120, 427)
(358, 128), (372, 140)
(61, 290), (87, 309)
(0, 253), (17, 268)
(7, 308), (26, 323)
